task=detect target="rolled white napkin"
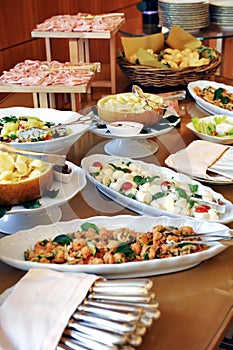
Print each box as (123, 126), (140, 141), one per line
(165, 140), (230, 180)
(0, 268), (99, 350)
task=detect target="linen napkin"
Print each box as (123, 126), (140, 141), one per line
(165, 140), (231, 180)
(0, 268), (99, 350)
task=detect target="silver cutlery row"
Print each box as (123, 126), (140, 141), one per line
(57, 278), (159, 350)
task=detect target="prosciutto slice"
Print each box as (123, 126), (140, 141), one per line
(34, 13), (124, 32)
(0, 60), (95, 86)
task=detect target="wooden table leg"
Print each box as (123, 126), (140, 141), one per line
(69, 38), (80, 110)
(110, 35), (116, 94)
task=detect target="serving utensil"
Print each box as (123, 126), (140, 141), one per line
(160, 181), (226, 213)
(41, 62), (101, 73)
(56, 278), (159, 350)
(17, 112), (98, 141)
(132, 85), (186, 111)
(0, 143), (66, 166)
(167, 237), (233, 246)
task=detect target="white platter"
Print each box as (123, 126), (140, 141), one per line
(0, 215), (229, 278)
(188, 81), (233, 118)
(0, 207), (62, 235)
(0, 107), (90, 153)
(81, 154), (233, 224)
(186, 115), (233, 144)
(1, 161), (86, 215)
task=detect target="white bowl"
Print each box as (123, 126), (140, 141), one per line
(186, 115), (233, 144)
(53, 161), (73, 183)
(0, 107), (90, 154)
(107, 121), (144, 137)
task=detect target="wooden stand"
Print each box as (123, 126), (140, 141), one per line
(0, 82), (92, 111)
(31, 18), (125, 95)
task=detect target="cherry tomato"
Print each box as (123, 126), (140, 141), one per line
(195, 205), (209, 213)
(161, 180), (170, 187)
(121, 182), (133, 191)
(18, 124), (25, 130)
(44, 135), (52, 140)
(92, 161), (102, 169)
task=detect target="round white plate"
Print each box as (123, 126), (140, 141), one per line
(0, 207), (62, 235)
(81, 154), (233, 224)
(188, 80), (233, 118)
(0, 107), (89, 153)
(0, 215), (229, 278)
(186, 115), (233, 144)
(1, 161), (86, 215)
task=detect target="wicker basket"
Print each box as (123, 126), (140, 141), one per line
(117, 51), (222, 88)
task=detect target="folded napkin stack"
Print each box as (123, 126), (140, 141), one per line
(165, 140), (233, 181)
(0, 268), (99, 350)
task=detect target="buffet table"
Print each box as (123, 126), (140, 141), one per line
(0, 82), (232, 350)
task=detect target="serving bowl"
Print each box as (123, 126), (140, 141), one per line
(186, 115), (233, 144)
(97, 92), (165, 126)
(0, 107), (90, 154)
(106, 121), (144, 137)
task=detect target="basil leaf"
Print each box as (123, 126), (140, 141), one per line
(53, 234), (73, 246)
(116, 242), (134, 255)
(0, 207), (9, 218)
(214, 88), (224, 100)
(81, 222), (99, 233)
(175, 188), (188, 198)
(108, 163), (131, 173)
(1, 115), (18, 123)
(152, 192), (164, 200)
(189, 184), (199, 193)
(22, 199), (41, 209)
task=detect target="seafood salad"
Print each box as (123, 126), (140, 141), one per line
(193, 85), (233, 112)
(0, 115), (71, 142)
(88, 159), (226, 220)
(24, 222), (208, 265)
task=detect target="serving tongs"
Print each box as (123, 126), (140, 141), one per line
(132, 85), (186, 111)
(167, 229), (233, 246)
(0, 143), (66, 166)
(17, 111), (98, 141)
(41, 62), (101, 73)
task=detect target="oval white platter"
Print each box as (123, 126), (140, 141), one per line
(0, 215), (229, 278)
(188, 80), (233, 118)
(0, 106), (89, 153)
(81, 154), (233, 224)
(1, 161), (86, 215)
(186, 115), (233, 145)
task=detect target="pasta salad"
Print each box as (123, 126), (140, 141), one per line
(88, 159), (226, 220)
